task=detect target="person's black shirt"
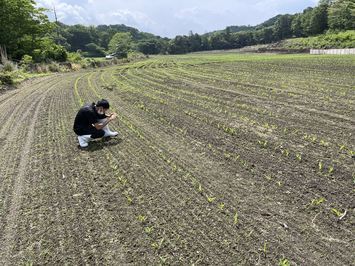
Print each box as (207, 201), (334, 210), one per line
(73, 103), (106, 135)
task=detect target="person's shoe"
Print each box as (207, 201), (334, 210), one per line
(77, 144), (89, 150)
(78, 135), (92, 147)
(104, 130), (118, 138)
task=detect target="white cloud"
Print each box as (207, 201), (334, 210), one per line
(37, 0), (89, 24)
(36, 0), (318, 37)
(94, 9), (157, 29)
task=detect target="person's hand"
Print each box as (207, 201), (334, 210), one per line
(109, 112), (117, 120)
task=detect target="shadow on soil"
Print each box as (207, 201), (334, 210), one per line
(81, 137), (123, 152)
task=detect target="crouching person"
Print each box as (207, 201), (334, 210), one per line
(73, 99), (118, 148)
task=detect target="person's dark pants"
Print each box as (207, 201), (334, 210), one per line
(74, 127), (105, 139)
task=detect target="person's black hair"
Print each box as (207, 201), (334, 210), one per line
(96, 99), (110, 109)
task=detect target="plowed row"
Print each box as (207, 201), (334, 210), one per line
(0, 53), (354, 265)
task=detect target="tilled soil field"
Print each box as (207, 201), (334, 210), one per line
(0, 53), (354, 265)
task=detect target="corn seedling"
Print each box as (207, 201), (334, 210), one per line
(311, 197), (326, 207)
(126, 196), (133, 204)
(156, 238), (165, 250)
(207, 196), (216, 203)
(265, 174), (273, 181)
(123, 190), (133, 204)
(328, 166), (334, 175)
(219, 202), (225, 211)
(263, 241), (268, 257)
(224, 152), (232, 159)
(159, 256), (168, 264)
(137, 215), (147, 223)
(233, 211), (239, 225)
(258, 140), (268, 148)
(296, 154), (302, 161)
(151, 242), (159, 249)
(279, 258), (290, 266)
(318, 161), (323, 172)
(339, 144), (346, 151)
(145, 226), (153, 234)
(198, 183), (203, 193)
(320, 140), (329, 147)
(331, 208), (343, 218)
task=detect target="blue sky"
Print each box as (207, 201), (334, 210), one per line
(37, 0), (319, 37)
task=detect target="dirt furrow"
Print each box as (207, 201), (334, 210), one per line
(0, 78), (60, 265)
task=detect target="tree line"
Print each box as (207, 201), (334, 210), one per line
(167, 0), (354, 53)
(0, 0), (354, 62)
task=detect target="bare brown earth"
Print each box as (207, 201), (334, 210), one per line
(0, 53), (354, 265)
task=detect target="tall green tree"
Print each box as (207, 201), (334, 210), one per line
(308, 3), (329, 35)
(67, 25), (94, 52)
(189, 32), (202, 52)
(328, 0), (355, 30)
(291, 14), (304, 37)
(0, 0), (53, 59)
(108, 32), (133, 58)
(137, 39), (162, 54)
(273, 15), (293, 40)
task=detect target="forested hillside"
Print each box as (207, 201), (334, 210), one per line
(0, 0), (354, 63)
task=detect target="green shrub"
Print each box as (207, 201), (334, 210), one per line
(3, 61), (16, 72)
(0, 73), (14, 85)
(68, 52), (83, 63)
(48, 62), (61, 72)
(31, 38), (68, 63)
(283, 30), (355, 49)
(21, 54), (33, 64)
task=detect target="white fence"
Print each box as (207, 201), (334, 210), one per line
(310, 48), (355, 55)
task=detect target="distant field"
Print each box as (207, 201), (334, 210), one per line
(0, 53), (354, 265)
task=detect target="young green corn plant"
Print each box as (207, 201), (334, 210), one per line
(152, 238), (165, 250)
(296, 154), (302, 162)
(279, 258), (290, 266)
(320, 140), (329, 147)
(123, 190), (133, 204)
(137, 215), (147, 223)
(265, 174), (273, 181)
(233, 211), (239, 225)
(207, 196), (216, 203)
(126, 196), (133, 204)
(282, 149), (290, 157)
(258, 140), (268, 148)
(263, 241), (268, 258)
(311, 197), (326, 207)
(331, 208), (343, 218)
(339, 144), (346, 151)
(318, 161), (323, 172)
(145, 226), (153, 234)
(224, 152), (232, 159)
(159, 256), (168, 265)
(197, 183), (203, 193)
